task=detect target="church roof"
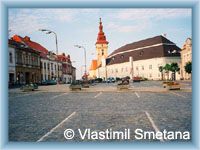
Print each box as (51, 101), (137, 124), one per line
(96, 18), (108, 45)
(106, 35), (181, 66)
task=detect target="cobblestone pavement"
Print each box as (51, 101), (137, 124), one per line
(9, 81), (192, 142)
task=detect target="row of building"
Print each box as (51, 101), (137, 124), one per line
(8, 35), (76, 86)
(89, 18), (192, 81)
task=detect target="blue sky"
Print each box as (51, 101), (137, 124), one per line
(8, 8), (192, 79)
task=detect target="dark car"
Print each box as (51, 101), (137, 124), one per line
(46, 80), (57, 85)
(41, 80), (48, 85)
(107, 77), (115, 83)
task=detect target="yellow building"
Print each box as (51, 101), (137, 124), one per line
(180, 38), (192, 80)
(89, 18), (109, 79)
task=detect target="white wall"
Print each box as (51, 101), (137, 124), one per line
(41, 59), (59, 81)
(98, 57), (181, 80)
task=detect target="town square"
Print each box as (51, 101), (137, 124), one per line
(8, 8), (192, 142)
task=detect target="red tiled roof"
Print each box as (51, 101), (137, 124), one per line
(96, 18), (108, 45)
(12, 35), (49, 55)
(89, 59), (97, 70)
(57, 53), (71, 62)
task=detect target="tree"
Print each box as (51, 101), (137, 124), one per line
(185, 62), (192, 74)
(159, 66), (164, 80)
(163, 64), (171, 80)
(170, 62), (180, 81)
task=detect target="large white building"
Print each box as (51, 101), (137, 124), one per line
(89, 19), (181, 80)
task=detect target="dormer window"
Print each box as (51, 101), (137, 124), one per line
(139, 50), (144, 56)
(172, 50), (177, 53)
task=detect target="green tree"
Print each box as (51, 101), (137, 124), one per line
(158, 66), (164, 80)
(170, 62), (180, 81)
(185, 61), (192, 74)
(163, 64), (171, 80)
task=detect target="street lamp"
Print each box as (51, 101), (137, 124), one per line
(39, 29), (59, 82)
(39, 29), (58, 55)
(74, 45), (87, 79)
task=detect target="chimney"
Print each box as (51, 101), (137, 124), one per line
(24, 36), (30, 41)
(162, 33), (167, 37)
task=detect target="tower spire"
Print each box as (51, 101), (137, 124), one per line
(96, 18), (108, 45)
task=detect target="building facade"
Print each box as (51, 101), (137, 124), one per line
(180, 38), (192, 80)
(40, 52), (62, 81)
(8, 45), (16, 86)
(57, 53), (74, 83)
(89, 19), (181, 80)
(9, 40), (41, 84)
(10, 35), (76, 85)
(72, 66), (76, 81)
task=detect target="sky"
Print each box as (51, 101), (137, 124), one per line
(8, 8), (192, 79)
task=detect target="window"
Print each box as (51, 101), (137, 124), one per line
(102, 49), (104, 55)
(126, 67), (128, 72)
(121, 55), (124, 59)
(139, 50), (144, 56)
(51, 63), (53, 70)
(149, 65), (152, 69)
(9, 52), (13, 63)
(44, 62), (46, 69)
(25, 55), (28, 65)
(136, 66), (138, 70)
(142, 66), (144, 70)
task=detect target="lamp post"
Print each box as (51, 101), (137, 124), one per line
(74, 45), (87, 80)
(39, 29), (59, 81)
(39, 29), (58, 55)
(80, 65), (85, 78)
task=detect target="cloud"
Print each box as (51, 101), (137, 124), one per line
(104, 8), (191, 34)
(106, 20), (149, 33)
(8, 9), (78, 35)
(9, 11), (49, 35)
(8, 8), (191, 36)
(115, 8), (191, 21)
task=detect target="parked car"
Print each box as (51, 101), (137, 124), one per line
(46, 80), (57, 85)
(20, 83), (38, 91)
(94, 78), (103, 83)
(107, 77), (115, 83)
(133, 77), (141, 82)
(41, 80), (48, 85)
